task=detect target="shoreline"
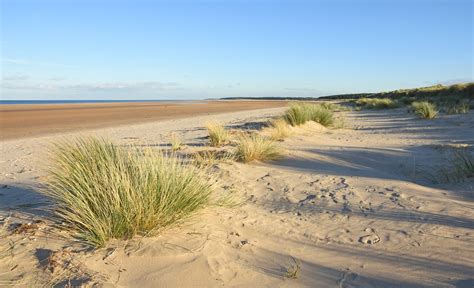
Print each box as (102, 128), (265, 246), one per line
(0, 100), (288, 140)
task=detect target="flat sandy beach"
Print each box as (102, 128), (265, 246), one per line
(0, 103), (473, 287)
(0, 100), (287, 140)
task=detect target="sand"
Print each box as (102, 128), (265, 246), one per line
(0, 100), (287, 140)
(0, 104), (473, 287)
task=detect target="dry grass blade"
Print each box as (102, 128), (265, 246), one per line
(44, 137), (214, 247)
(234, 133), (282, 163)
(284, 256), (301, 279)
(192, 150), (235, 168)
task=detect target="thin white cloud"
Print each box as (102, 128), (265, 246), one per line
(1, 58), (77, 68)
(2, 74), (29, 81)
(284, 87), (320, 92)
(1, 80), (182, 92)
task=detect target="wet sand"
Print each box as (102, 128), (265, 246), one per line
(0, 100), (287, 140)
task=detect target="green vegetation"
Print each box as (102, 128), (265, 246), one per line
(355, 97), (398, 109)
(205, 121), (229, 147)
(411, 101), (438, 119)
(45, 137), (214, 247)
(284, 103), (334, 127)
(235, 133), (282, 163)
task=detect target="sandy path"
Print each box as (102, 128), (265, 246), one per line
(0, 107), (473, 287)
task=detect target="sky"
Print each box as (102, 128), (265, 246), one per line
(1, 0), (473, 100)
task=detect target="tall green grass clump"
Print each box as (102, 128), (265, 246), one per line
(45, 137), (213, 247)
(235, 133), (282, 163)
(284, 103), (310, 126)
(284, 103), (334, 127)
(411, 101), (438, 119)
(355, 98), (398, 109)
(205, 121), (229, 147)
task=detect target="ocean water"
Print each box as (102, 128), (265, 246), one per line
(0, 99), (196, 105)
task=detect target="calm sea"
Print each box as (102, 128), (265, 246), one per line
(0, 100), (198, 105)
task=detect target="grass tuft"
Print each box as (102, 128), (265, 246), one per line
(170, 133), (183, 151)
(205, 121), (229, 147)
(411, 101), (438, 119)
(284, 103), (334, 127)
(446, 103), (470, 114)
(44, 137), (213, 247)
(268, 118), (292, 140)
(440, 149), (474, 183)
(234, 133), (282, 163)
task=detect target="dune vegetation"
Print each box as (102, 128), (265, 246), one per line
(411, 101), (438, 119)
(355, 97), (398, 109)
(235, 133), (282, 163)
(284, 103), (334, 127)
(268, 118), (292, 140)
(206, 121), (229, 147)
(170, 133), (183, 151)
(45, 137), (214, 247)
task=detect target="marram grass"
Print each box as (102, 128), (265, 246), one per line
(235, 133), (282, 163)
(284, 103), (334, 127)
(205, 121), (229, 147)
(45, 137), (213, 247)
(411, 101), (438, 119)
(355, 98), (398, 109)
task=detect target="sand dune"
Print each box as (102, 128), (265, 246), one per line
(0, 105), (473, 287)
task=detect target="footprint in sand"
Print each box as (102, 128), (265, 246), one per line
(359, 228), (380, 245)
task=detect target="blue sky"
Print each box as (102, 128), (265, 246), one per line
(1, 0), (472, 100)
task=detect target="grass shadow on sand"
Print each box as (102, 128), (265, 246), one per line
(0, 184), (53, 218)
(270, 145), (474, 200)
(248, 246), (472, 287)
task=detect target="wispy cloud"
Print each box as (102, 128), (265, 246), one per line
(2, 74), (29, 81)
(1, 58), (77, 68)
(284, 87), (320, 92)
(1, 80), (182, 92)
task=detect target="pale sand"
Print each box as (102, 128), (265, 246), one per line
(0, 106), (473, 287)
